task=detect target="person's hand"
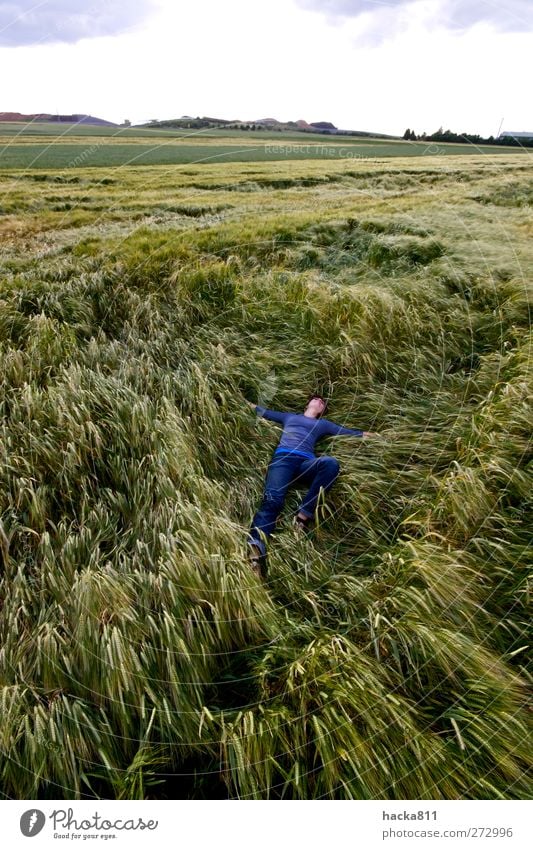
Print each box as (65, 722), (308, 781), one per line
(247, 401), (257, 409)
(362, 431), (379, 438)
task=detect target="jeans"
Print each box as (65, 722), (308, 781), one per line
(247, 452), (340, 556)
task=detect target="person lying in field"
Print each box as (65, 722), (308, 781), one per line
(246, 394), (379, 577)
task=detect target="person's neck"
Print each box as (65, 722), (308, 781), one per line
(303, 412), (318, 418)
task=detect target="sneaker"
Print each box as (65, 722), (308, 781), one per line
(247, 543), (267, 578)
(292, 514), (313, 535)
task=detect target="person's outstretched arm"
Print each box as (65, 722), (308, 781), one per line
(321, 418), (379, 438)
(247, 401), (289, 425)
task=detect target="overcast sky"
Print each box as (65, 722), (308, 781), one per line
(1, 0), (531, 136)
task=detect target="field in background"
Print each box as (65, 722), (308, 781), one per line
(0, 150), (531, 799)
(0, 122), (528, 168)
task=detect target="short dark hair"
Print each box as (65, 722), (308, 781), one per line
(305, 394), (328, 419)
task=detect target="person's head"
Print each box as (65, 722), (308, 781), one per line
(303, 394), (328, 419)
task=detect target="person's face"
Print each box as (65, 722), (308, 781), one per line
(305, 397), (326, 417)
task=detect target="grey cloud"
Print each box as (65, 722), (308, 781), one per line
(0, 1), (156, 46)
(296, 0), (533, 33)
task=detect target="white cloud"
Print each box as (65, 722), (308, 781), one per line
(296, 0), (533, 33)
(0, 0), (156, 46)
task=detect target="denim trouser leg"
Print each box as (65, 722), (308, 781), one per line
(297, 456), (341, 520)
(248, 453), (302, 556)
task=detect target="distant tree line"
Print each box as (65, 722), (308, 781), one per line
(403, 127), (533, 148)
(145, 117), (267, 130)
(138, 117), (398, 138)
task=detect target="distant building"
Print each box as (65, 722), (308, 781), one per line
(499, 130), (533, 139)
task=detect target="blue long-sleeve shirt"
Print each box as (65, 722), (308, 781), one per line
(253, 405), (364, 459)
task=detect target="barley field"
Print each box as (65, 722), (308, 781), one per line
(0, 147), (531, 799)
(0, 121), (526, 169)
